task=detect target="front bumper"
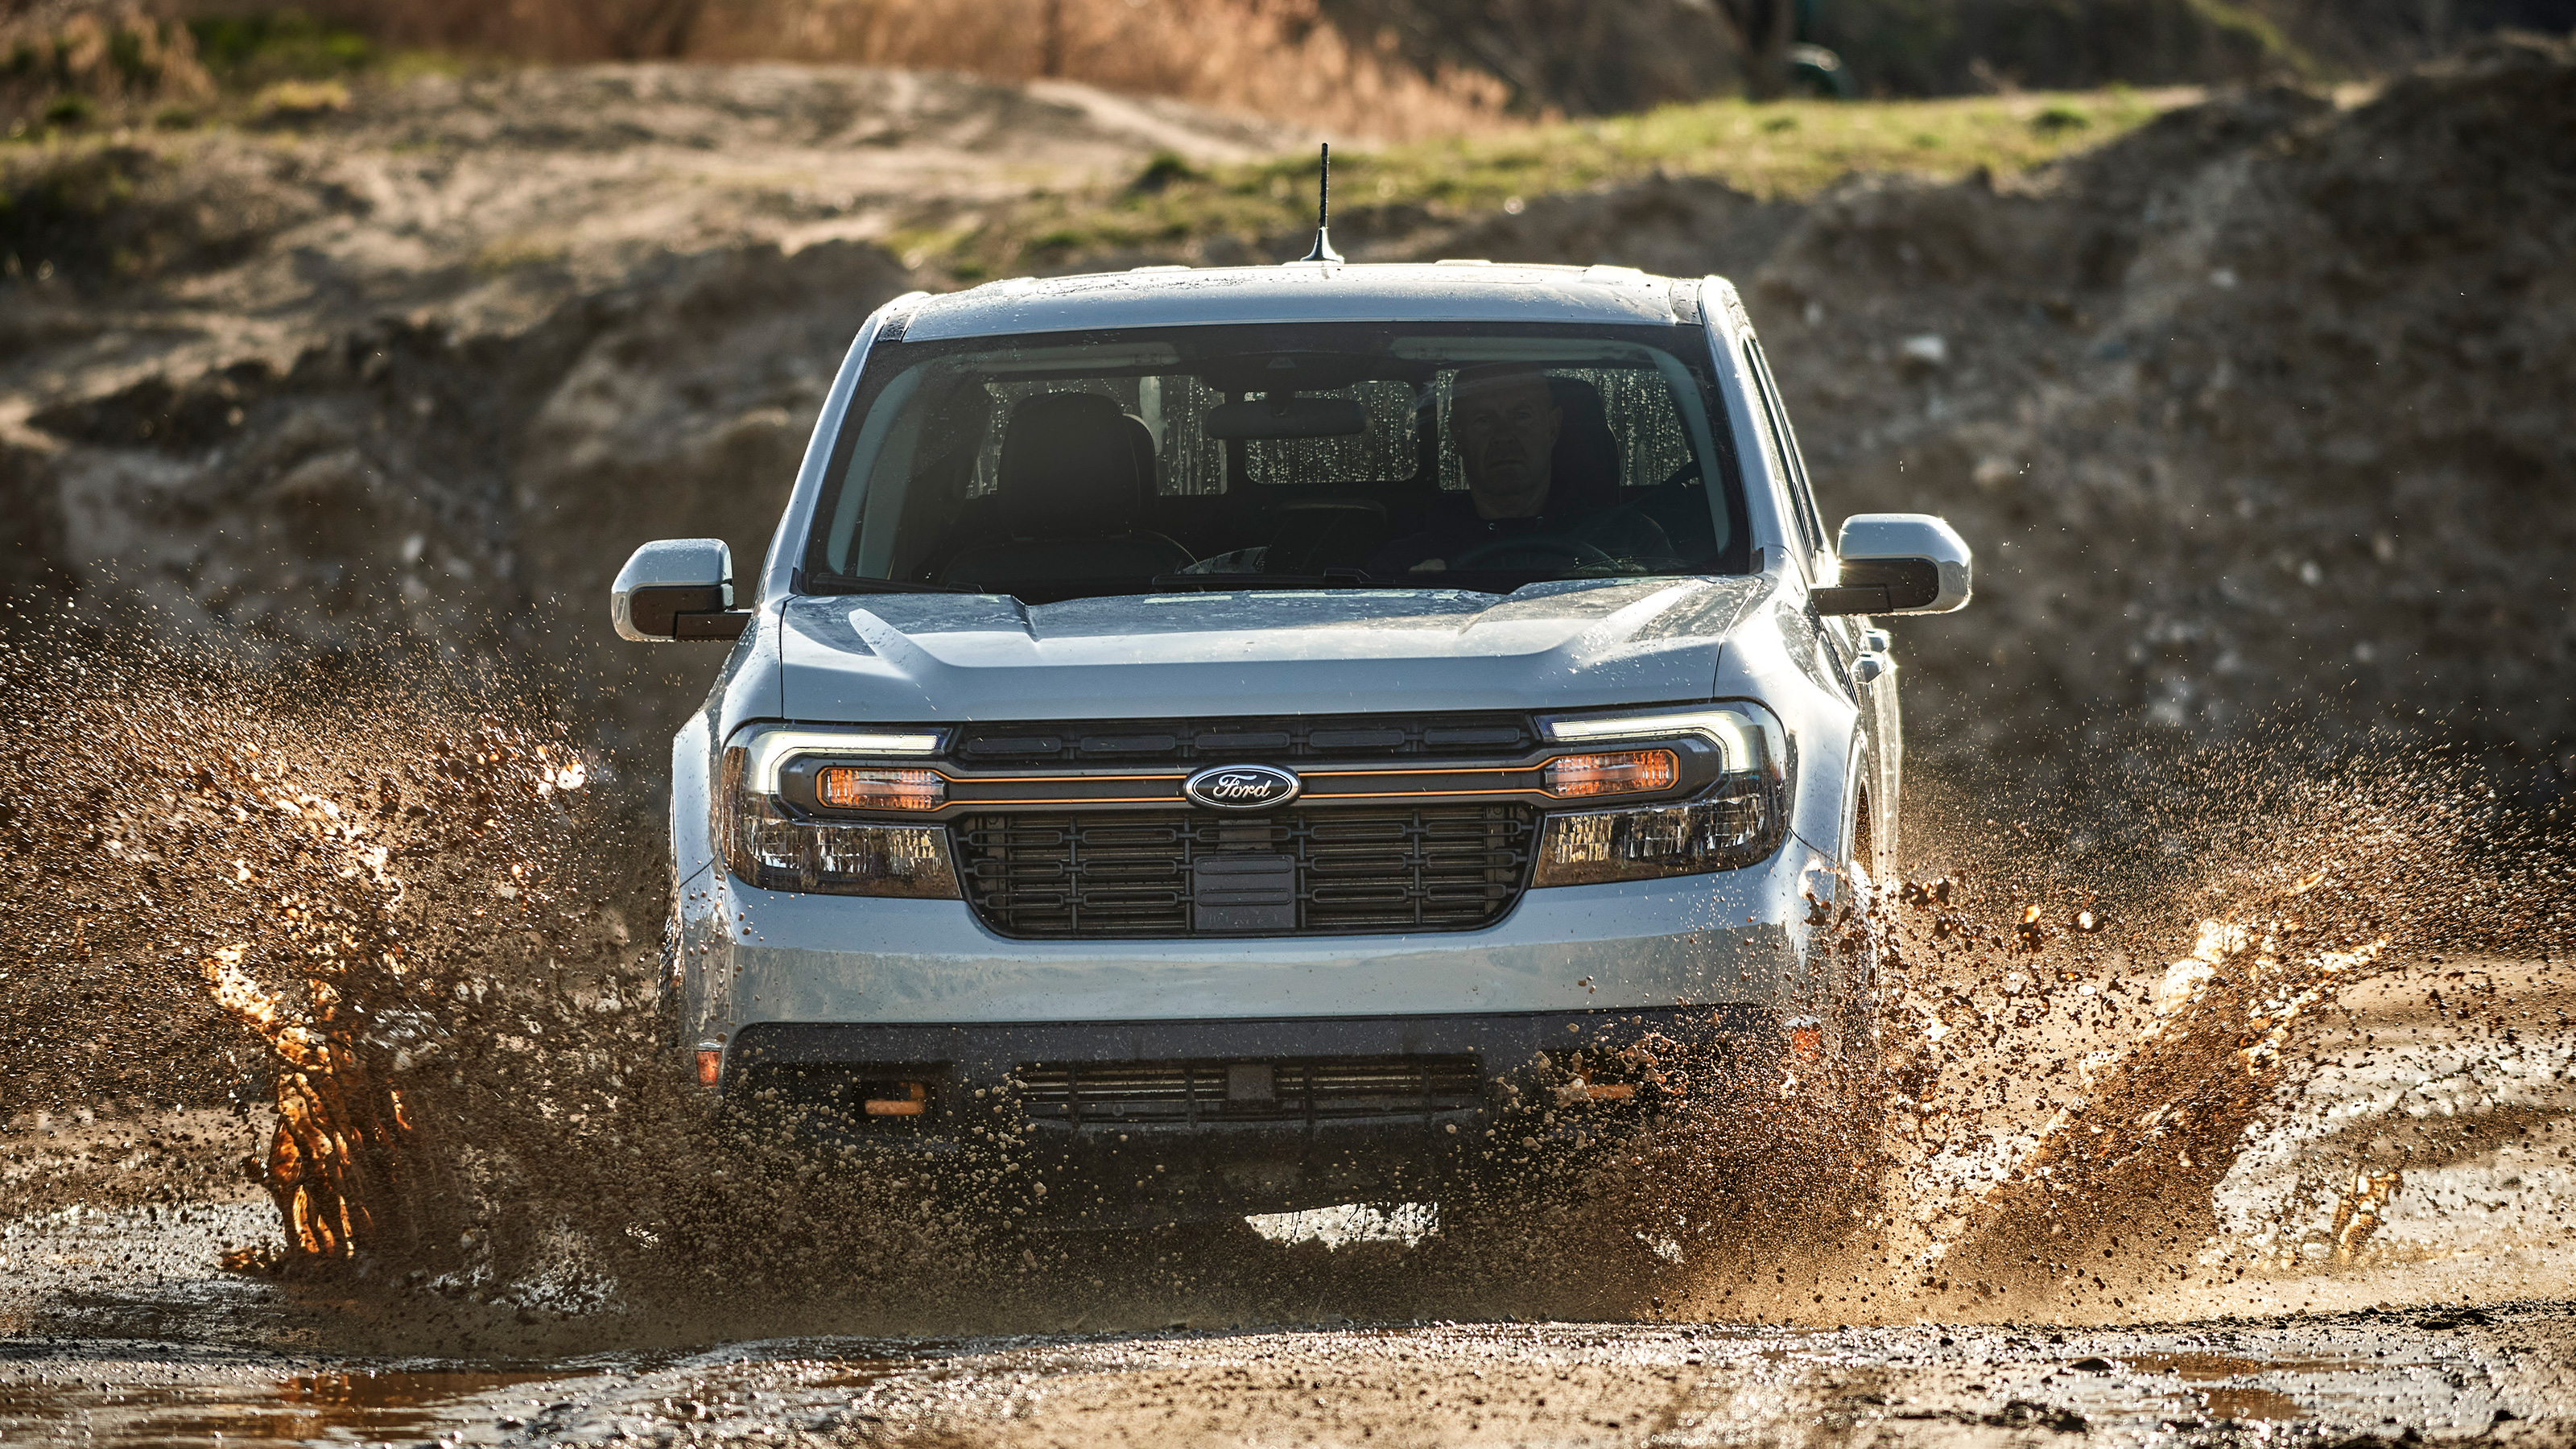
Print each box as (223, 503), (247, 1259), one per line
(683, 842), (1841, 1220)
(682, 850), (1828, 1032)
(724, 1004), (1779, 1221)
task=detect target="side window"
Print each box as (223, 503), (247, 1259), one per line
(1737, 336), (1818, 573)
(1744, 336), (1828, 559)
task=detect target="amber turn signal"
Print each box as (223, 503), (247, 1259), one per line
(1542, 748), (1678, 799)
(865, 1081), (929, 1117)
(694, 1042), (724, 1087)
(816, 766), (946, 811)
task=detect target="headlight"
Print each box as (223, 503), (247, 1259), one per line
(1530, 703), (1790, 886)
(720, 725), (960, 898)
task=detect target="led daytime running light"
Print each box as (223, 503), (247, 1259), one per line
(742, 725), (946, 794)
(1539, 706), (1779, 775)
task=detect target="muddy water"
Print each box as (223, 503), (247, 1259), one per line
(2, 635), (2571, 1444)
(2, 1302), (2569, 1445)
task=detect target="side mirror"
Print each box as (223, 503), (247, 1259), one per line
(612, 539), (751, 641)
(1812, 514), (1972, 616)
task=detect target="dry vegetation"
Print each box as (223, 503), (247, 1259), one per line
(915, 85), (2176, 281)
(6, 0), (1513, 140)
(2, 3), (212, 129)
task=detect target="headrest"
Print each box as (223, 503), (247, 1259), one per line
(1546, 374), (1622, 513)
(997, 392), (1154, 535)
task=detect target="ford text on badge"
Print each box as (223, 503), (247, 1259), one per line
(1183, 764), (1302, 811)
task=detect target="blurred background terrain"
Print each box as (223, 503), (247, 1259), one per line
(2, 0), (2571, 838)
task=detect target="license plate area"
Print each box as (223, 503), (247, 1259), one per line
(1191, 852), (1295, 932)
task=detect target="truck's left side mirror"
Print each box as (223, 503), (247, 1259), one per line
(1812, 514), (1972, 616)
(612, 539), (750, 641)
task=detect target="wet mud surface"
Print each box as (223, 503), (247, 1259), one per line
(5, 1304), (2570, 1447)
(6, 954), (2566, 1447)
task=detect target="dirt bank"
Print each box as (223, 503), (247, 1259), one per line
(3, 39), (2571, 814)
(0, 62), (1299, 769)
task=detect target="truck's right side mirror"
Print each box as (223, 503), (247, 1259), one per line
(612, 539), (750, 641)
(1812, 514), (1972, 616)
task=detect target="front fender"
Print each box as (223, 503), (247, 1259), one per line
(671, 706), (736, 1046)
(1713, 584), (1863, 874)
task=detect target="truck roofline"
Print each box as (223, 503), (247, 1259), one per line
(898, 261), (1736, 341)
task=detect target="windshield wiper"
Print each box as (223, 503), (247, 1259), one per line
(803, 575), (985, 596)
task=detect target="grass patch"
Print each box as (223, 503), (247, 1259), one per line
(933, 87), (2178, 281)
(251, 78), (353, 124)
(187, 13), (374, 87)
(473, 232), (571, 275)
(39, 93), (93, 128)
(0, 143), (163, 284)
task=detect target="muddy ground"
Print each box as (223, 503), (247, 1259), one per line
(4, 1311), (2572, 1447)
(2, 960), (2569, 1445)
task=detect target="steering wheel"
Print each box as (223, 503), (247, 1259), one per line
(1443, 533), (1623, 572)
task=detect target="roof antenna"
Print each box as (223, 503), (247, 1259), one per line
(1298, 142), (1343, 264)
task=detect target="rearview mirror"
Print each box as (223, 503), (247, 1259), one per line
(1812, 514), (1972, 616)
(1204, 396), (1368, 440)
(613, 539), (750, 641)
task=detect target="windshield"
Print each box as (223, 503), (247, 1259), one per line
(799, 320), (1750, 603)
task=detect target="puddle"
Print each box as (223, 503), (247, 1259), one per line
(2044, 1341), (2497, 1434)
(2119, 1352), (2372, 1381)
(0, 1368), (607, 1447)
(1248, 1201), (1439, 1248)
(2201, 1385), (2312, 1422)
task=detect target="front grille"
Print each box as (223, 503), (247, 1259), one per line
(951, 712), (1534, 766)
(953, 804), (1538, 939)
(1017, 1056), (1484, 1124)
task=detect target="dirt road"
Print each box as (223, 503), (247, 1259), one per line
(4, 1311), (2571, 1447)
(5, 956), (2566, 1447)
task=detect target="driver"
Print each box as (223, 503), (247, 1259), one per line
(1366, 363), (1672, 576)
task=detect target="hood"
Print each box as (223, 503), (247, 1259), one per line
(769, 577), (1769, 724)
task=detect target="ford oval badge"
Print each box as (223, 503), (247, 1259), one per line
(1183, 763), (1302, 811)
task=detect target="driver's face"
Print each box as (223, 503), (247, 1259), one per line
(1451, 372), (1561, 519)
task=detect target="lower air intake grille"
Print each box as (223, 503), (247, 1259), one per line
(1015, 1056), (1484, 1125)
(953, 805), (1537, 939)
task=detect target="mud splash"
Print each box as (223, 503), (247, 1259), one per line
(1602, 753), (2572, 1328)
(0, 635), (616, 1279)
(0, 630), (1061, 1347)
(2, 632), (2566, 1344)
